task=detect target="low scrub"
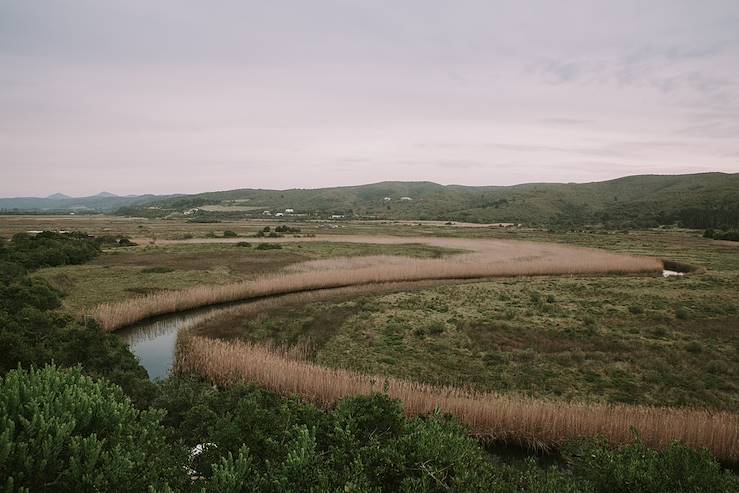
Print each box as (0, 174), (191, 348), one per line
(255, 242), (282, 250)
(176, 335), (739, 463)
(141, 265), (176, 274)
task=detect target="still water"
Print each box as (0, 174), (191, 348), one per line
(117, 306), (230, 380)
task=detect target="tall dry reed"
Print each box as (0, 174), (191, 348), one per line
(176, 335), (739, 462)
(93, 238), (662, 330)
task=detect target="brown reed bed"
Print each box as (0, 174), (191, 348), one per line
(92, 238), (662, 331)
(176, 335), (739, 463)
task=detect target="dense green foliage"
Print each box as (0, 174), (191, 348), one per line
(562, 436), (739, 493)
(1, 231), (101, 271)
(704, 229), (739, 241)
(0, 232), (156, 405)
(0, 365), (188, 492)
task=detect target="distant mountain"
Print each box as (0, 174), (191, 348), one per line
(113, 172), (739, 229)
(46, 193), (71, 200)
(0, 192), (179, 213)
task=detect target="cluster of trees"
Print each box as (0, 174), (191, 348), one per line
(254, 225), (302, 238)
(672, 202), (739, 229)
(704, 229), (739, 242)
(1, 231), (738, 491)
(0, 232), (156, 405)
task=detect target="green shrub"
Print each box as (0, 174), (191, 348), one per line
(223, 230), (238, 238)
(256, 243), (282, 250)
(4, 231), (100, 270)
(562, 435), (739, 493)
(0, 365), (189, 492)
(141, 266), (176, 274)
(236, 242), (252, 248)
(155, 382), (513, 491)
(685, 341), (703, 353)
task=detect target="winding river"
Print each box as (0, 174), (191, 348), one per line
(119, 269), (679, 380)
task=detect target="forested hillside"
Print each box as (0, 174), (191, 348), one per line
(114, 173), (739, 228)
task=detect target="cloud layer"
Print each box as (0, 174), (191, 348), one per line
(1, 0), (738, 196)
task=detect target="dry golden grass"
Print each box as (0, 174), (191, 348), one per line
(176, 335), (739, 462)
(93, 238), (662, 330)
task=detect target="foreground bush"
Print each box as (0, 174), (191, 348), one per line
(154, 379), (739, 492)
(563, 436), (739, 493)
(157, 380), (505, 491)
(2, 370), (736, 491)
(0, 365), (189, 492)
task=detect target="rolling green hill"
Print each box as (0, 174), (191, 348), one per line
(114, 173), (739, 228)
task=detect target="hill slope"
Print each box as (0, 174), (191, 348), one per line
(3, 173), (736, 228)
(0, 193), (180, 213)
(115, 173), (739, 228)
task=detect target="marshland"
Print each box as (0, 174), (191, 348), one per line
(3, 211), (738, 491)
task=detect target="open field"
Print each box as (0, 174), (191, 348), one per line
(175, 334), (739, 463)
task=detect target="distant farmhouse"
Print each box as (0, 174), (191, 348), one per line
(285, 208), (294, 214)
(400, 196), (413, 201)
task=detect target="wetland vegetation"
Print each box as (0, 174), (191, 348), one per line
(1, 216), (738, 491)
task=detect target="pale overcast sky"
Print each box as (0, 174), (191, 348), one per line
(1, 0), (738, 196)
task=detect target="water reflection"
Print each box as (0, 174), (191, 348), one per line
(117, 306), (227, 380)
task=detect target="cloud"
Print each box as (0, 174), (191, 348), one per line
(1, 0), (739, 195)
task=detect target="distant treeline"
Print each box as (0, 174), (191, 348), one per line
(703, 229), (739, 242)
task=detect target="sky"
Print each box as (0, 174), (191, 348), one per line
(1, 1), (738, 197)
